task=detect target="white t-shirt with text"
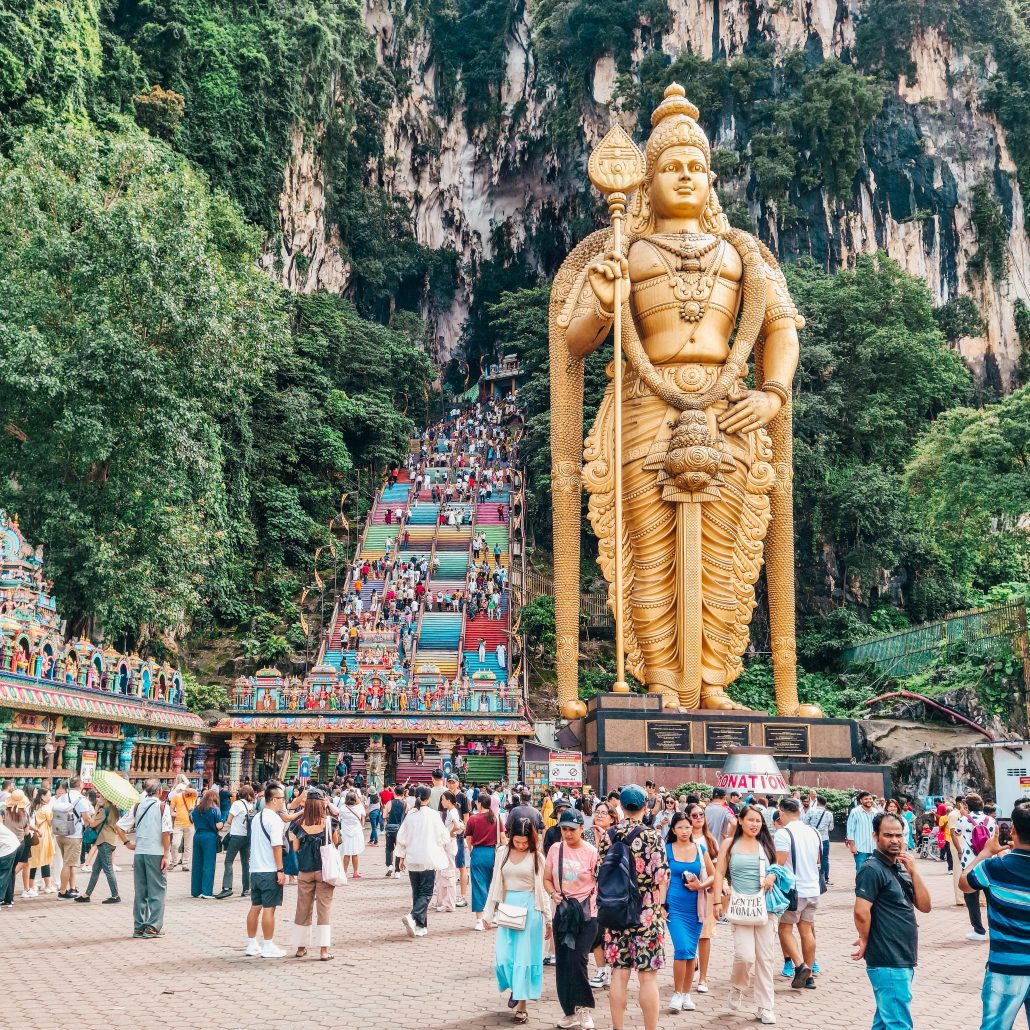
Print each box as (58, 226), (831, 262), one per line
(250, 809), (286, 873)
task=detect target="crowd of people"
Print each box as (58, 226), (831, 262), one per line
(1, 771), (1027, 1030)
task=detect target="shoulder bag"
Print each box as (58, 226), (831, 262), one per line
(320, 823), (347, 887)
(494, 900), (528, 930)
(726, 852), (769, 926)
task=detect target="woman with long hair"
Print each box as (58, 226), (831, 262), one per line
(287, 791), (339, 960)
(24, 787), (55, 896)
(189, 787), (224, 899)
(338, 789), (366, 879)
(712, 805), (779, 1025)
(433, 790), (464, 913)
(396, 784), (450, 937)
(665, 811), (716, 1012)
(484, 817), (552, 1025)
(586, 802), (615, 989)
(1, 789), (31, 907)
(219, 784), (254, 898)
(884, 798), (912, 849)
(465, 791), (499, 930)
(686, 802), (718, 993)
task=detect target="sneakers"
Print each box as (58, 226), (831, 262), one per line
(260, 942), (286, 958)
(966, 930), (988, 942)
(385, 868), (394, 878)
(791, 963), (812, 989)
(215, 889), (233, 900)
(758, 1008), (777, 1025)
(74, 895), (91, 903)
(812, 962), (821, 975)
(474, 919), (484, 931)
(804, 978), (816, 990)
(80, 863), (92, 872)
(781, 960), (794, 978)
(456, 898), (468, 907)
(556, 1014), (581, 1029)
(728, 987), (744, 1011)
(413, 927), (428, 937)
(680, 994), (696, 1011)
(402, 914), (417, 938)
(696, 982), (709, 994)
(102, 896), (122, 904)
(20, 889), (37, 899)
(588, 967), (611, 990)
(578, 1010), (595, 1030)
(44, 885), (58, 894)
(669, 993), (684, 1013)
(244, 940), (261, 957)
(543, 955), (556, 966)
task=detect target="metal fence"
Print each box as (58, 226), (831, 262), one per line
(524, 568), (613, 629)
(840, 598), (1029, 679)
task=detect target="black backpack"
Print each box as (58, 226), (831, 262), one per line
(596, 826), (645, 930)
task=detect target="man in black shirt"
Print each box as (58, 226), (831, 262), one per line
(853, 811), (931, 1030)
(504, 789), (545, 837)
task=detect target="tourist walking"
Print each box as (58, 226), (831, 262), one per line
(189, 788), (224, 898)
(596, 785), (669, 1030)
(168, 775), (198, 872)
(287, 790), (339, 960)
(218, 784), (254, 898)
(0, 788), (31, 908)
(703, 786), (737, 846)
(803, 792), (833, 885)
(665, 811), (716, 1012)
(960, 804), (1030, 1030)
(116, 778), (172, 938)
(447, 774), (471, 906)
(465, 791), (499, 930)
(384, 785), (407, 876)
(338, 790), (366, 878)
(433, 790), (464, 912)
(774, 796), (823, 989)
(954, 791), (993, 942)
(25, 786), (56, 896)
(687, 802), (718, 994)
(586, 802), (615, 990)
(853, 811), (932, 1030)
(52, 775), (92, 898)
(0, 820), (19, 910)
(544, 808), (599, 1030)
(485, 817), (552, 1024)
(847, 791), (878, 871)
(76, 794), (120, 903)
(245, 783), (288, 958)
(396, 785), (450, 938)
(713, 805), (779, 1025)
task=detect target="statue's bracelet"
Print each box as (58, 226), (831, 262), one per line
(761, 380), (790, 405)
(593, 298), (615, 321)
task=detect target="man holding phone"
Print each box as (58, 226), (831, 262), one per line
(960, 801), (1030, 1030)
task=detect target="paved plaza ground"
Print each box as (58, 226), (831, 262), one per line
(0, 843), (988, 1030)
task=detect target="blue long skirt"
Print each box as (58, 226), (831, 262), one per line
(494, 890), (544, 1001)
(470, 845), (495, 913)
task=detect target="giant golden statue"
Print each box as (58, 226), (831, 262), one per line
(550, 85), (817, 720)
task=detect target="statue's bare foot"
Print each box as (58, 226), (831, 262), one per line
(648, 685), (681, 712)
(700, 689), (750, 712)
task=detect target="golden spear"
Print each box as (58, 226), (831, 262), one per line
(587, 125), (646, 693)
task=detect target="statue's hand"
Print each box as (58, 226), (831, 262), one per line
(718, 390), (782, 435)
(586, 250), (628, 316)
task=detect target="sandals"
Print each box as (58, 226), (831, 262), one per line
(513, 1012), (528, 1025)
(320, 952), (335, 961)
(295, 948), (307, 958)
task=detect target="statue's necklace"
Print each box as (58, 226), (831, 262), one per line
(648, 233), (724, 324)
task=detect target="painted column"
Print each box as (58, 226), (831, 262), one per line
(171, 742), (185, 778)
(118, 727), (137, 774)
(504, 739), (521, 787)
(228, 737), (244, 790)
(242, 745), (254, 783)
(62, 732), (83, 775)
(365, 735), (386, 791)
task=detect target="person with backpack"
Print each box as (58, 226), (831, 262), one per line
(75, 794), (121, 904)
(52, 776), (93, 899)
(955, 791), (994, 943)
(218, 784), (254, 898)
(115, 778), (172, 938)
(594, 784), (670, 1030)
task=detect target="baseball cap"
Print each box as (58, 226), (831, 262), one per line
(553, 797), (571, 811)
(558, 808), (584, 827)
(620, 784), (647, 811)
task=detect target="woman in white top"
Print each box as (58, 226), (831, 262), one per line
(433, 791), (464, 913)
(485, 817), (552, 1025)
(396, 785), (450, 937)
(218, 784), (254, 898)
(338, 790), (366, 879)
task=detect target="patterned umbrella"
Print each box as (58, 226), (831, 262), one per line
(91, 769), (140, 812)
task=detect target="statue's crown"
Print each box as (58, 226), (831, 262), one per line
(645, 82), (710, 174)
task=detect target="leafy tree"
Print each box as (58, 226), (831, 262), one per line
(0, 125), (287, 643)
(183, 671), (229, 714)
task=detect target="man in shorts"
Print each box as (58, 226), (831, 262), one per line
(775, 796), (823, 989)
(53, 776), (93, 898)
(596, 785), (670, 1030)
(245, 783), (287, 958)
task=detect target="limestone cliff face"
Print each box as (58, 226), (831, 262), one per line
(272, 0), (1029, 386)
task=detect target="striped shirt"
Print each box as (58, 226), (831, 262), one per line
(967, 849), (1030, 975)
(846, 806), (877, 854)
